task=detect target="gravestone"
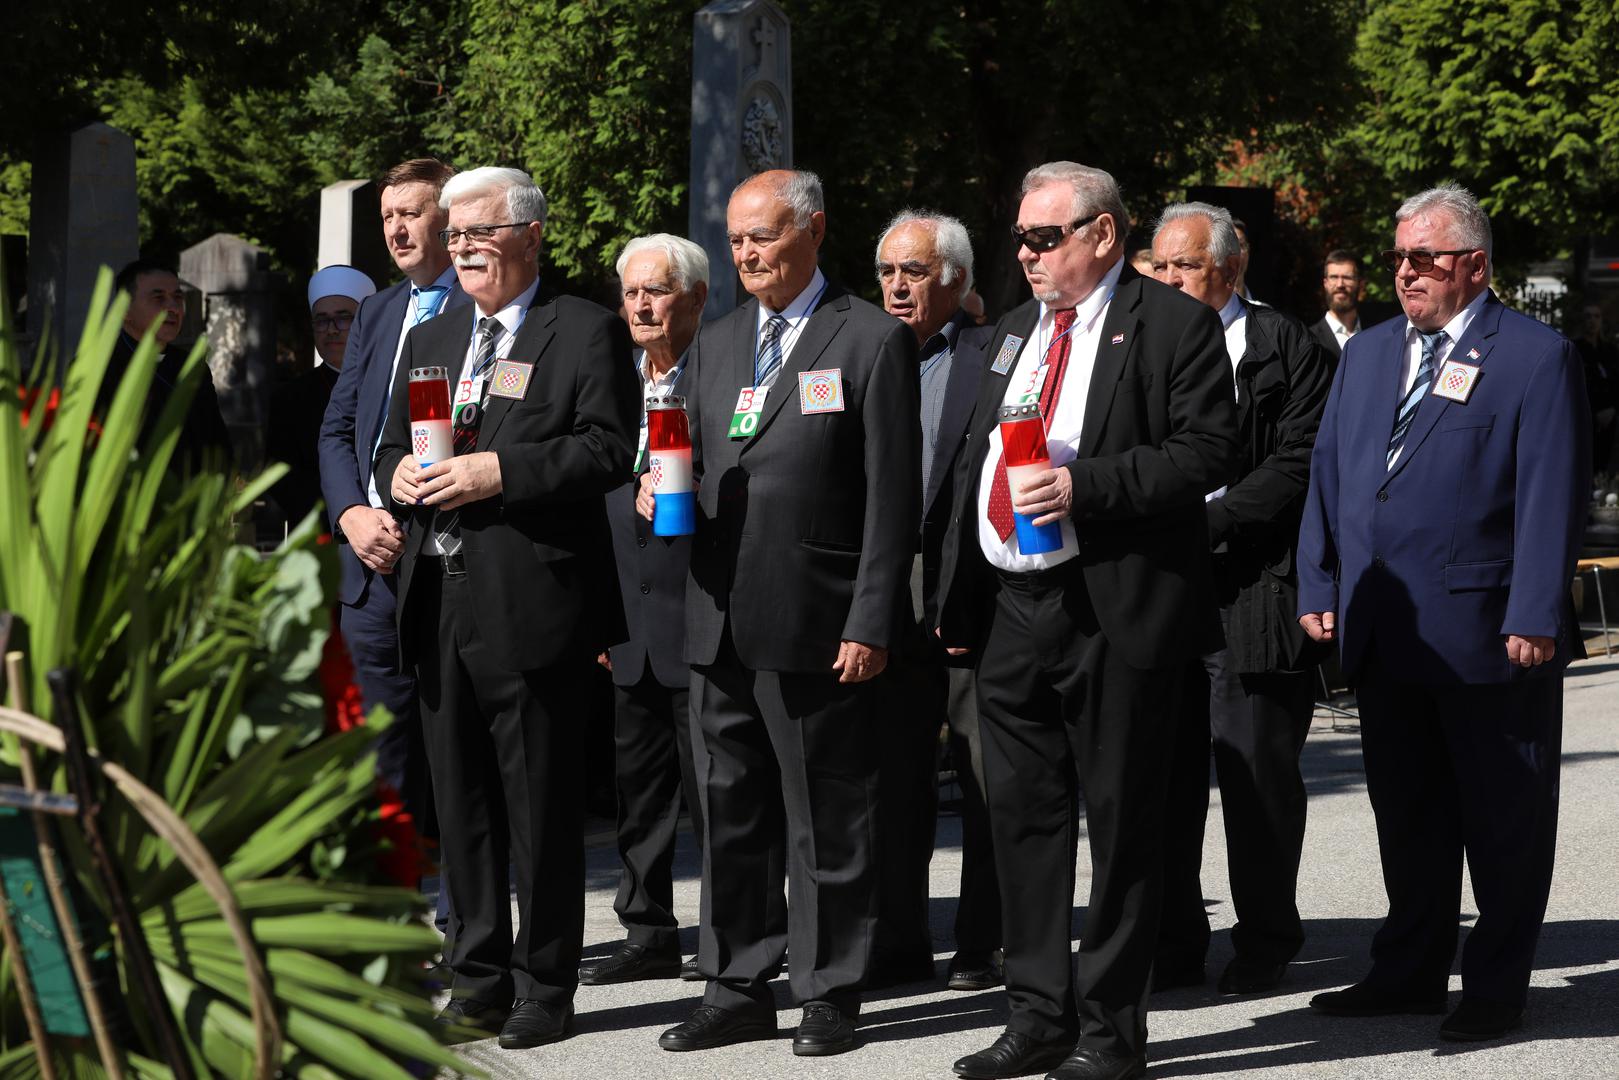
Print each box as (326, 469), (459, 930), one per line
(689, 0), (792, 319)
(317, 179), (391, 286)
(179, 234), (282, 471)
(25, 122), (141, 361)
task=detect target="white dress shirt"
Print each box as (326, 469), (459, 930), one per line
(1324, 310), (1359, 350)
(754, 268), (828, 378)
(1387, 289), (1488, 468)
(975, 257), (1125, 571)
(1206, 292), (1248, 501)
(368, 264), (458, 509)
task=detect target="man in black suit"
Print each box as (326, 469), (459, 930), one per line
(582, 233), (711, 986)
(1147, 202), (1332, 997)
(645, 169), (919, 1058)
(938, 162), (1238, 1080)
(375, 166), (637, 1049)
(1310, 249), (1365, 362)
(870, 210), (1002, 993)
(319, 160), (467, 861)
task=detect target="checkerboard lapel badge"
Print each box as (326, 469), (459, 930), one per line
(1433, 359), (1482, 403)
(991, 335), (1023, 375)
(489, 359), (534, 400)
(798, 368), (846, 414)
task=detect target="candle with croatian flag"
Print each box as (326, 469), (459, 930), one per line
(646, 394), (695, 536)
(998, 402), (1062, 555)
(408, 366), (453, 468)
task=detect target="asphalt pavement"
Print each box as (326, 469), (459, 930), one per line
(445, 652), (1619, 1079)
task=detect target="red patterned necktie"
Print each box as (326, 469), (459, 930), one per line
(986, 308), (1077, 541)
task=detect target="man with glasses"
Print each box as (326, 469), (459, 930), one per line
(1310, 250), (1366, 361)
(375, 166), (638, 1049)
(937, 162), (1238, 1080)
(642, 169), (918, 1058)
(1298, 185), (1588, 1042)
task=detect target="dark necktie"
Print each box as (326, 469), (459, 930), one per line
(755, 314), (788, 388)
(436, 317), (503, 555)
(986, 308), (1077, 542)
(1387, 329), (1445, 468)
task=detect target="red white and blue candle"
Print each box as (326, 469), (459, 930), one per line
(998, 402), (1062, 555)
(408, 366), (453, 468)
(646, 394), (695, 536)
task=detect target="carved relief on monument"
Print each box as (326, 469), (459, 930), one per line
(741, 87), (785, 173)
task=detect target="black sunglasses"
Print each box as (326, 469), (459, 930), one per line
(1011, 214), (1101, 253)
(1380, 248), (1475, 273)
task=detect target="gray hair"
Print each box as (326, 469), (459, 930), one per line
(1155, 202), (1242, 268)
(441, 166), (549, 229)
(874, 210), (975, 291)
(1396, 184), (1492, 264)
(1021, 161), (1131, 246)
(734, 170), (824, 228)
(615, 233), (711, 291)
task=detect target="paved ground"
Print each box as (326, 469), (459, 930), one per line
(446, 653), (1619, 1078)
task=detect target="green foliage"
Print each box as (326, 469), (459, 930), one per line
(0, 271), (474, 1077)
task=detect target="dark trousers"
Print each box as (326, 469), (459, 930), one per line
(611, 673), (704, 950)
(946, 665), (1002, 957)
(413, 563), (587, 1005)
(693, 631), (878, 1017)
(1355, 672), (1562, 1008)
(340, 570), (432, 832)
(977, 566), (1179, 1056)
(873, 650), (944, 965)
(1159, 633), (1314, 968)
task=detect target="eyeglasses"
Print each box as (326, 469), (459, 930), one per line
(438, 222), (534, 246)
(1011, 214), (1100, 253)
(312, 312), (355, 332)
(1380, 248), (1475, 273)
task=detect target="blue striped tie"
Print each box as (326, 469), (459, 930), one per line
(1387, 329), (1446, 468)
(754, 315), (788, 388)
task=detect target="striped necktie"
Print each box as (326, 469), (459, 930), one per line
(435, 317), (503, 556)
(1387, 329), (1445, 468)
(755, 314), (788, 388)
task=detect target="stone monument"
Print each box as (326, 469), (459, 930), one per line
(317, 179), (391, 286)
(25, 122), (141, 362)
(689, 0), (792, 319)
(179, 234), (283, 471)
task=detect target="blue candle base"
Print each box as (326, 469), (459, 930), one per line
(653, 491), (696, 536)
(1013, 512), (1062, 555)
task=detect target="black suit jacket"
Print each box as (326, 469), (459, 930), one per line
(1212, 300), (1333, 673)
(936, 267), (1240, 670)
(374, 286), (639, 673)
(1309, 316), (1342, 362)
(103, 333), (232, 472)
(920, 316), (995, 629)
(684, 280), (920, 673)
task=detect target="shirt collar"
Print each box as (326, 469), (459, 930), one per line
(414, 265), (457, 295)
(1325, 310), (1358, 336)
(1406, 288), (1488, 349)
(1042, 256), (1124, 330)
(637, 346), (687, 389)
(1217, 291), (1246, 330)
(920, 309), (969, 363)
(475, 276), (541, 337)
(758, 267), (827, 327)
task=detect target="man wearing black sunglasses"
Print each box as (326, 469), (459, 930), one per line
(1298, 185), (1589, 1042)
(936, 162), (1238, 1080)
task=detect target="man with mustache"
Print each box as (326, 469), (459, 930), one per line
(1311, 250), (1365, 362)
(1298, 184), (1588, 1043)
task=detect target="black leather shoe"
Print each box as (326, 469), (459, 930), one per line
(658, 1004), (777, 1051)
(578, 942), (681, 985)
(435, 997), (510, 1038)
(498, 999), (573, 1049)
(1045, 1046), (1147, 1080)
(1151, 960), (1204, 992)
(1439, 999), (1523, 1041)
(792, 1001), (856, 1056)
(947, 950), (1005, 991)
(679, 956), (702, 981)
(1310, 982), (1447, 1016)
(1218, 957), (1288, 995)
(867, 951), (938, 989)
(953, 1031), (1073, 1079)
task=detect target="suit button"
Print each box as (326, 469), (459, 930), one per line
(637, 536), (648, 548)
(1376, 490), (1388, 502)
(1372, 555), (1385, 568)
(640, 582), (651, 594)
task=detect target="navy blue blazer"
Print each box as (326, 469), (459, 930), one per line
(318, 276), (468, 606)
(1296, 291), (1590, 684)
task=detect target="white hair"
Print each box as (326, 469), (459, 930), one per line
(1396, 183), (1492, 264)
(440, 166), (548, 229)
(1155, 202), (1242, 267)
(734, 170), (824, 228)
(615, 233), (711, 290)
(874, 210), (975, 292)
(1021, 161), (1131, 246)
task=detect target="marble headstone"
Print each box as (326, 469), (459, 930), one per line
(317, 179), (391, 286)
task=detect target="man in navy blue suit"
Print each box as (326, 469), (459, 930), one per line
(1297, 184), (1589, 1042)
(318, 158), (467, 851)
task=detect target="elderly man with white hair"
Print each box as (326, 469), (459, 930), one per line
(581, 233), (712, 988)
(374, 165), (639, 1049)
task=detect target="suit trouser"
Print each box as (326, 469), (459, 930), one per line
(611, 673), (704, 950)
(1158, 624), (1314, 969)
(693, 630), (878, 1017)
(412, 561), (586, 1005)
(946, 664), (1002, 957)
(1355, 670), (1562, 1008)
(873, 650), (944, 965)
(977, 564), (1179, 1056)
